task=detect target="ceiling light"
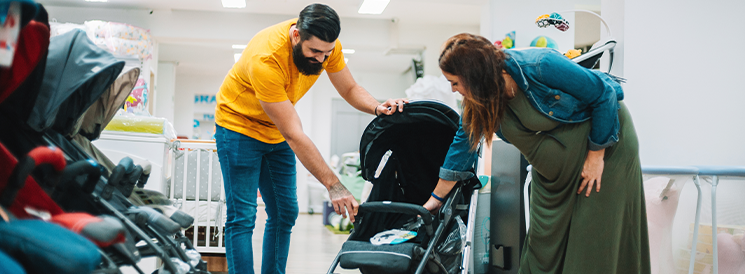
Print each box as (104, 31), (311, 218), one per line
(232, 44), (247, 50)
(234, 53), (242, 63)
(341, 49), (355, 54)
(358, 0), (390, 14)
(222, 0), (246, 9)
(85, 0), (107, 2)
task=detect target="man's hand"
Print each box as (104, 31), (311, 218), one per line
(375, 98), (409, 116)
(328, 181), (358, 222)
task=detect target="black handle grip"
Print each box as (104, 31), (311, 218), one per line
(136, 173), (150, 189)
(357, 201), (433, 225)
(61, 160), (103, 194)
(120, 165), (142, 197)
(108, 165), (126, 189)
(169, 210), (194, 229)
(127, 211), (148, 227)
(117, 157), (134, 175)
(129, 206), (181, 235)
(0, 157), (34, 207)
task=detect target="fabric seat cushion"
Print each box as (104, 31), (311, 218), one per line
(339, 240), (417, 274)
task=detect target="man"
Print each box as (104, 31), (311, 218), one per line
(214, 4), (406, 274)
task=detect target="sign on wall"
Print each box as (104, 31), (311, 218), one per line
(193, 94), (217, 140)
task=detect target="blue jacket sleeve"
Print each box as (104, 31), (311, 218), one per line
(538, 50), (621, 150)
(440, 118), (478, 181)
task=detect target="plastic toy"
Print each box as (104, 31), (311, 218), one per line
(536, 12), (570, 32)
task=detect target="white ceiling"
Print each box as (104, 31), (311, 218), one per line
(39, 0), (486, 76)
(38, 0), (486, 26)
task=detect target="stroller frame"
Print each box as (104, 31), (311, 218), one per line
(327, 181), (473, 274)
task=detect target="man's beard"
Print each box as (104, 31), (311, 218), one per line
(292, 42), (325, 76)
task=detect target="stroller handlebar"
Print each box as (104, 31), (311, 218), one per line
(358, 201), (433, 226)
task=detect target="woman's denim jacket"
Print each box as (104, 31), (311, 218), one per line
(439, 48), (624, 181)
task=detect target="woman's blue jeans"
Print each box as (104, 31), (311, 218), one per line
(215, 125), (299, 274)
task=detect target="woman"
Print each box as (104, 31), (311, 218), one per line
(424, 33), (650, 273)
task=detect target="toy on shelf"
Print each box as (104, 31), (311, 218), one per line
(564, 49), (582, 59)
(536, 12), (570, 32)
(501, 31), (515, 49)
(530, 35), (559, 49)
(124, 77), (148, 114)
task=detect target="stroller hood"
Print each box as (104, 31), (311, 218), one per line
(73, 67), (140, 140)
(28, 29), (124, 134)
(359, 101), (460, 182)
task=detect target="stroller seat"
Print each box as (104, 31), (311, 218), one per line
(328, 101), (480, 274)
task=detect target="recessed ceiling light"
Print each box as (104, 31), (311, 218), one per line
(341, 49), (355, 54)
(85, 0), (108, 2)
(234, 53), (242, 63)
(232, 44), (247, 50)
(222, 0), (246, 9)
(358, 0), (390, 14)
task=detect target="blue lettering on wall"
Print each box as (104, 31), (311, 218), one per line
(194, 94), (217, 104)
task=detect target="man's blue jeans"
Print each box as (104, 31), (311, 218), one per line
(215, 125), (299, 274)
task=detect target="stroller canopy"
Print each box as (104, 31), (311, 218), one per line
(359, 101), (461, 205)
(73, 67), (140, 140)
(70, 67), (139, 172)
(28, 29), (124, 134)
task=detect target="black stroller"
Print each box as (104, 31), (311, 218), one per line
(327, 101), (481, 274)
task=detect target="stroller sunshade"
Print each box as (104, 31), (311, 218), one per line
(28, 29), (124, 135)
(359, 101), (461, 206)
(74, 67), (140, 141)
(360, 101), (460, 180)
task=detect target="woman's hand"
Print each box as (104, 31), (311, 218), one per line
(578, 149), (605, 197)
(423, 197), (443, 214)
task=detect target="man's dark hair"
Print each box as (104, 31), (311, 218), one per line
(297, 3), (340, 43)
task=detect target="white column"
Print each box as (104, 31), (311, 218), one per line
(154, 61), (176, 123)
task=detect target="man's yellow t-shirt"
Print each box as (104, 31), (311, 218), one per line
(215, 18), (346, 144)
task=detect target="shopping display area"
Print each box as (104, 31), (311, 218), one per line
(0, 0), (743, 273)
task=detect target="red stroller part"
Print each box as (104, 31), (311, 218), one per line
(0, 145), (126, 247)
(0, 20), (49, 103)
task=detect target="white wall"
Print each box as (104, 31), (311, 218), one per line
(603, 0), (745, 166)
(173, 72), (226, 138)
(305, 69), (414, 161)
(154, 62), (176, 123)
(398, 23), (481, 76)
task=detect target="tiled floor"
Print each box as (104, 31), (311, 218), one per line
(239, 206), (359, 274)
